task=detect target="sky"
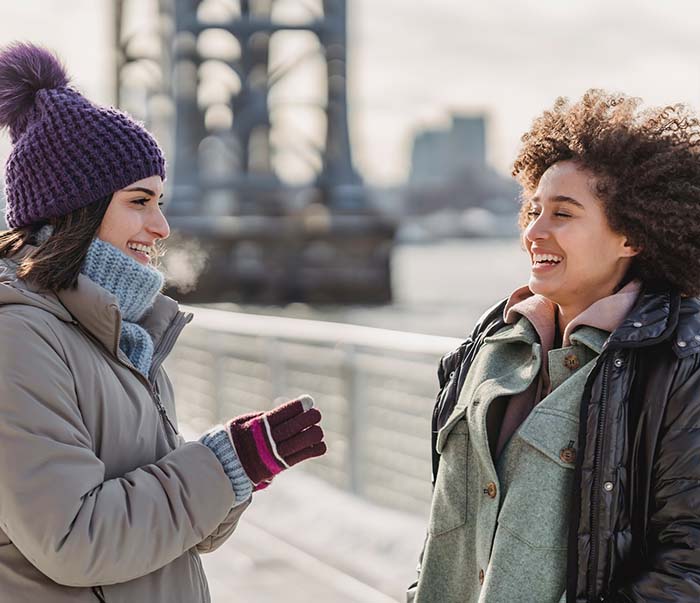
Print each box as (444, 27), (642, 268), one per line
(2, 0), (700, 185)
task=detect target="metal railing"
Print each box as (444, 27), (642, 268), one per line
(165, 306), (462, 515)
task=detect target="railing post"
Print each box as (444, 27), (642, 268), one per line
(266, 337), (286, 403)
(213, 345), (225, 423)
(343, 344), (364, 495)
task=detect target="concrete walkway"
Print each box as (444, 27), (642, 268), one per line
(185, 424), (427, 603)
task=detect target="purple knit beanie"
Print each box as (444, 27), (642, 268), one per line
(0, 42), (166, 228)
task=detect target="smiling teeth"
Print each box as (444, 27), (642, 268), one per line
(128, 243), (151, 254)
(533, 253), (563, 263)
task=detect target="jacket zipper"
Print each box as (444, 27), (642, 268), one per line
(588, 354), (612, 602)
(71, 317), (185, 436)
(153, 383), (178, 433)
(147, 312), (191, 382)
(146, 311), (191, 435)
(92, 585), (106, 601)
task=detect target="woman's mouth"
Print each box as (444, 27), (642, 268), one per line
(127, 242), (152, 264)
(531, 252), (563, 272)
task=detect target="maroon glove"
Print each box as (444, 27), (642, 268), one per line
(227, 395), (326, 488)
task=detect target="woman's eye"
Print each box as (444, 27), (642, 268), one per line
(526, 210), (570, 219)
(132, 198), (149, 206)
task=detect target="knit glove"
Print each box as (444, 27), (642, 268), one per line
(228, 395), (326, 488)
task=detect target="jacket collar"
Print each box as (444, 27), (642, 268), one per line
(606, 289), (689, 354)
(0, 245), (186, 358)
(501, 286), (692, 356)
(483, 315), (538, 345)
(569, 327), (609, 356)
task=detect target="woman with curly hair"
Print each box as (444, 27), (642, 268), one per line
(408, 89), (700, 602)
(0, 43), (326, 602)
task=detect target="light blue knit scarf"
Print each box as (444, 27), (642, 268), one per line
(80, 238), (165, 376)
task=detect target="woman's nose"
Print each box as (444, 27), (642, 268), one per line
(148, 208), (170, 241)
(524, 215), (549, 242)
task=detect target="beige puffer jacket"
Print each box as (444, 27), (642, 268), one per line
(0, 248), (248, 602)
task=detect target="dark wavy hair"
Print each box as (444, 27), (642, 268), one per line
(513, 89), (700, 295)
(0, 197), (113, 291)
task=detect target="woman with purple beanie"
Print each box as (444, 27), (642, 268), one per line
(0, 42), (326, 602)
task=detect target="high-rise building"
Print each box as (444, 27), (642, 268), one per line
(410, 115), (486, 185)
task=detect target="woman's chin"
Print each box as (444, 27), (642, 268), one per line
(528, 276), (561, 301)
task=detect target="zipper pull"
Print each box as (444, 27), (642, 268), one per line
(153, 387), (179, 434)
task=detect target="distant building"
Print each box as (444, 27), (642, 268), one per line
(409, 115), (486, 186)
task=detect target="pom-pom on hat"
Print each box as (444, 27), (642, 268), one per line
(0, 42), (166, 228)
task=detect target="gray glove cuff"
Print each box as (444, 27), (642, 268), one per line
(200, 426), (253, 506)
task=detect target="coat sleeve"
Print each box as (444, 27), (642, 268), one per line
(157, 372), (250, 555)
(196, 501), (250, 554)
(409, 340), (472, 597)
(611, 360), (700, 602)
(0, 315), (237, 587)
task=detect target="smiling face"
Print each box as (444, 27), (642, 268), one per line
(522, 161), (638, 320)
(96, 175), (170, 266)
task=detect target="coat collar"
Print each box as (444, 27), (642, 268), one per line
(500, 287), (694, 357)
(483, 315), (538, 345)
(606, 289), (696, 356)
(569, 327), (609, 356)
(0, 245), (186, 358)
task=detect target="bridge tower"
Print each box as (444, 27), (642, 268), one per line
(115, 0), (394, 303)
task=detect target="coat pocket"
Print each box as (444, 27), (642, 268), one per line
(496, 408), (578, 550)
(428, 419), (468, 536)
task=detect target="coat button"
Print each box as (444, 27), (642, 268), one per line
(603, 481), (614, 492)
(633, 321), (642, 328)
(484, 482), (497, 498)
(563, 353), (579, 370)
(559, 446), (576, 464)
(479, 569), (485, 585)
(614, 358), (623, 368)
(678, 341), (687, 348)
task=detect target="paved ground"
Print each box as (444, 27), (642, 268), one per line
(182, 425), (427, 603)
(204, 520), (398, 603)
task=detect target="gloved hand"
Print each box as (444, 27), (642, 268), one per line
(226, 395), (326, 488)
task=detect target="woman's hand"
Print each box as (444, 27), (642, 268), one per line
(226, 395), (326, 489)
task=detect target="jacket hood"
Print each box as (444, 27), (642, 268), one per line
(0, 246), (185, 357)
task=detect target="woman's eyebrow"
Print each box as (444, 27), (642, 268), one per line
(123, 186), (164, 198)
(530, 194), (585, 209)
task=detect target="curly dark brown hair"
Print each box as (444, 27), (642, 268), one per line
(513, 88), (700, 295)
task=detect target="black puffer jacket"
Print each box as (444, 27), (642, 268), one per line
(431, 289), (700, 602)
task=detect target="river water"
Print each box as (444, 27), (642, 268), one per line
(210, 238), (531, 338)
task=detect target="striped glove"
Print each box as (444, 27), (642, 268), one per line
(227, 395), (326, 489)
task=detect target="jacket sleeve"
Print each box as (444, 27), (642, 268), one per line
(406, 534), (426, 602)
(410, 337), (473, 597)
(0, 315), (237, 587)
(409, 299), (509, 596)
(611, 360), (700, 601)
(196, 500), (250, 554)
(160, 375), (250, 555)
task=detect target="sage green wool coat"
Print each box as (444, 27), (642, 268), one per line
(411, 317), (608, 603)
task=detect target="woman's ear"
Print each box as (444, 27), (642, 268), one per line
(621, 238), (642, 258)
